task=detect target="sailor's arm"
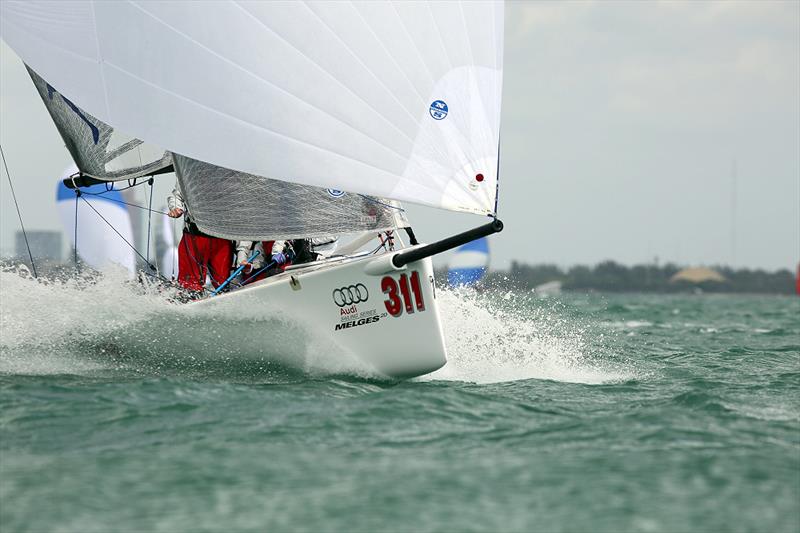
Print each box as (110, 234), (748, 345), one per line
(235, 241), (253, 266)
(235, 241), (265, 268)
(167, 182), (185, 218)
(270, 240), (290, 265)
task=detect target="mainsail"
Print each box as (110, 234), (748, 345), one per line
(1, 1), (504, 215)
(27, 67), (172, 181)
(173, 154), (409, 242)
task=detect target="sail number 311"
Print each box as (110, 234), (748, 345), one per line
(382, 271), (425, 317)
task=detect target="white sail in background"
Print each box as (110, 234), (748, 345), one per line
(159, 210), (179, 280)
(1, 1), (504, 215)
(56, 166), (136, 276)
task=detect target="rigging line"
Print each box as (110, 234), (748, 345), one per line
(240, 259), (279, 286)
(78, 195), (166, 280)
(357, 194), (405, 212)
(171, 218), (177, 278)
(74, 192), (79, 268)
(213, 250), (261, 295)
(145, 178), (154, 266)
(78, 191), (170, 216)
(369, 242), (386, 255)
(139, 268), (167, 284)
(493, 135), (501, 218)
(0, 144), (37, 278)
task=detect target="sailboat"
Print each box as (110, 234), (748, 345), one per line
(56, 165), (136, 277)
(448, 237), (490, 288)
(1, 1), (504, 378)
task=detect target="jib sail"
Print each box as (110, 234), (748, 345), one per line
(172, 154), (409, 242)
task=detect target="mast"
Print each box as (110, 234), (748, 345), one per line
(730, 159), (737, 267)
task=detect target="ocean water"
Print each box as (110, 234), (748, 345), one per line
(0, 268), (798, 532)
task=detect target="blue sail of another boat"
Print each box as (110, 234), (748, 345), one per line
(448, 237), (489, 287)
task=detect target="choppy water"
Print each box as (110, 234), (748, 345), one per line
(1, 269), (798, 532)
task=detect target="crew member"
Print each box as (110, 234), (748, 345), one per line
(233, 236), (338, 285)
(234, 240), (267, 285)
(167, 183), (233, 292)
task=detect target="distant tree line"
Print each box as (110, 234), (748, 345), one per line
(470, 261), (797, 295)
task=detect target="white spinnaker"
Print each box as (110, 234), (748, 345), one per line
(1, 1), (503, 215)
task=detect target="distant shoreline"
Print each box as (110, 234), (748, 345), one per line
(441, 260), (798, 295)
(2, 257), (797, 295)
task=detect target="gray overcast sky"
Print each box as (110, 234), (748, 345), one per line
(1, 1), (798, 271)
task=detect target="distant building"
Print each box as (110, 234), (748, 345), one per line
(15, 230), (62, 262)
(670, 267), (727, 284)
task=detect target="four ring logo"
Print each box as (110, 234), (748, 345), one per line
(332, 284), (369, 307)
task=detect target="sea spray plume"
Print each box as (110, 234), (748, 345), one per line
(0, 264), (177, 374)
(0, 264), (380, 379)
(428, 286), (634, 385)
(1, 265), (632, 382)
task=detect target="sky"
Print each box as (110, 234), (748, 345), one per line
(1, 1), (798, 271)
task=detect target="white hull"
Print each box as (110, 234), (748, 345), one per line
(133, 252), (448, 378)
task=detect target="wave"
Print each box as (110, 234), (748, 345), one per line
(0, 266), (171, 375)
(0, 267), (631, 384)
(427, 287), (633, 385)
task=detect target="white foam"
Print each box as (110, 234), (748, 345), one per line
(0, 265), (174, 375)
(0, 266), (378, 378)
(0, 267), (633, 384)
(425, 287), (633, 385)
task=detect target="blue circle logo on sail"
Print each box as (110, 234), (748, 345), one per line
(326, 188), (345, 198)
(429, 100), (448, 120)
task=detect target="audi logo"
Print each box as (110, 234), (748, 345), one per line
(333, 284), (369, 307)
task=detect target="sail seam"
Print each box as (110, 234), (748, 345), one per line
(425, 2), (454, 73)
(297, 0), (423, 131)
(99, 60), (445, 201)
(90, 0), (112, 122)
(237, 0), (418, 146)
(348, 2), (428, 108)
(129, 0), (412, 161)
(388, 1), (437, 87)
(348, 0), (469, 199)
(386, 1), (474, 200)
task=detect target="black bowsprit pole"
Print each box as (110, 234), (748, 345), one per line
(391, 218), (503, 268)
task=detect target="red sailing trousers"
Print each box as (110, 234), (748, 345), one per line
(177, 231), (233, 291)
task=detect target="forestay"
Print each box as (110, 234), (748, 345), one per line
(1, 1), (504, 215)
(27, 67), (172, 181)
(173, 154), (409, 242)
